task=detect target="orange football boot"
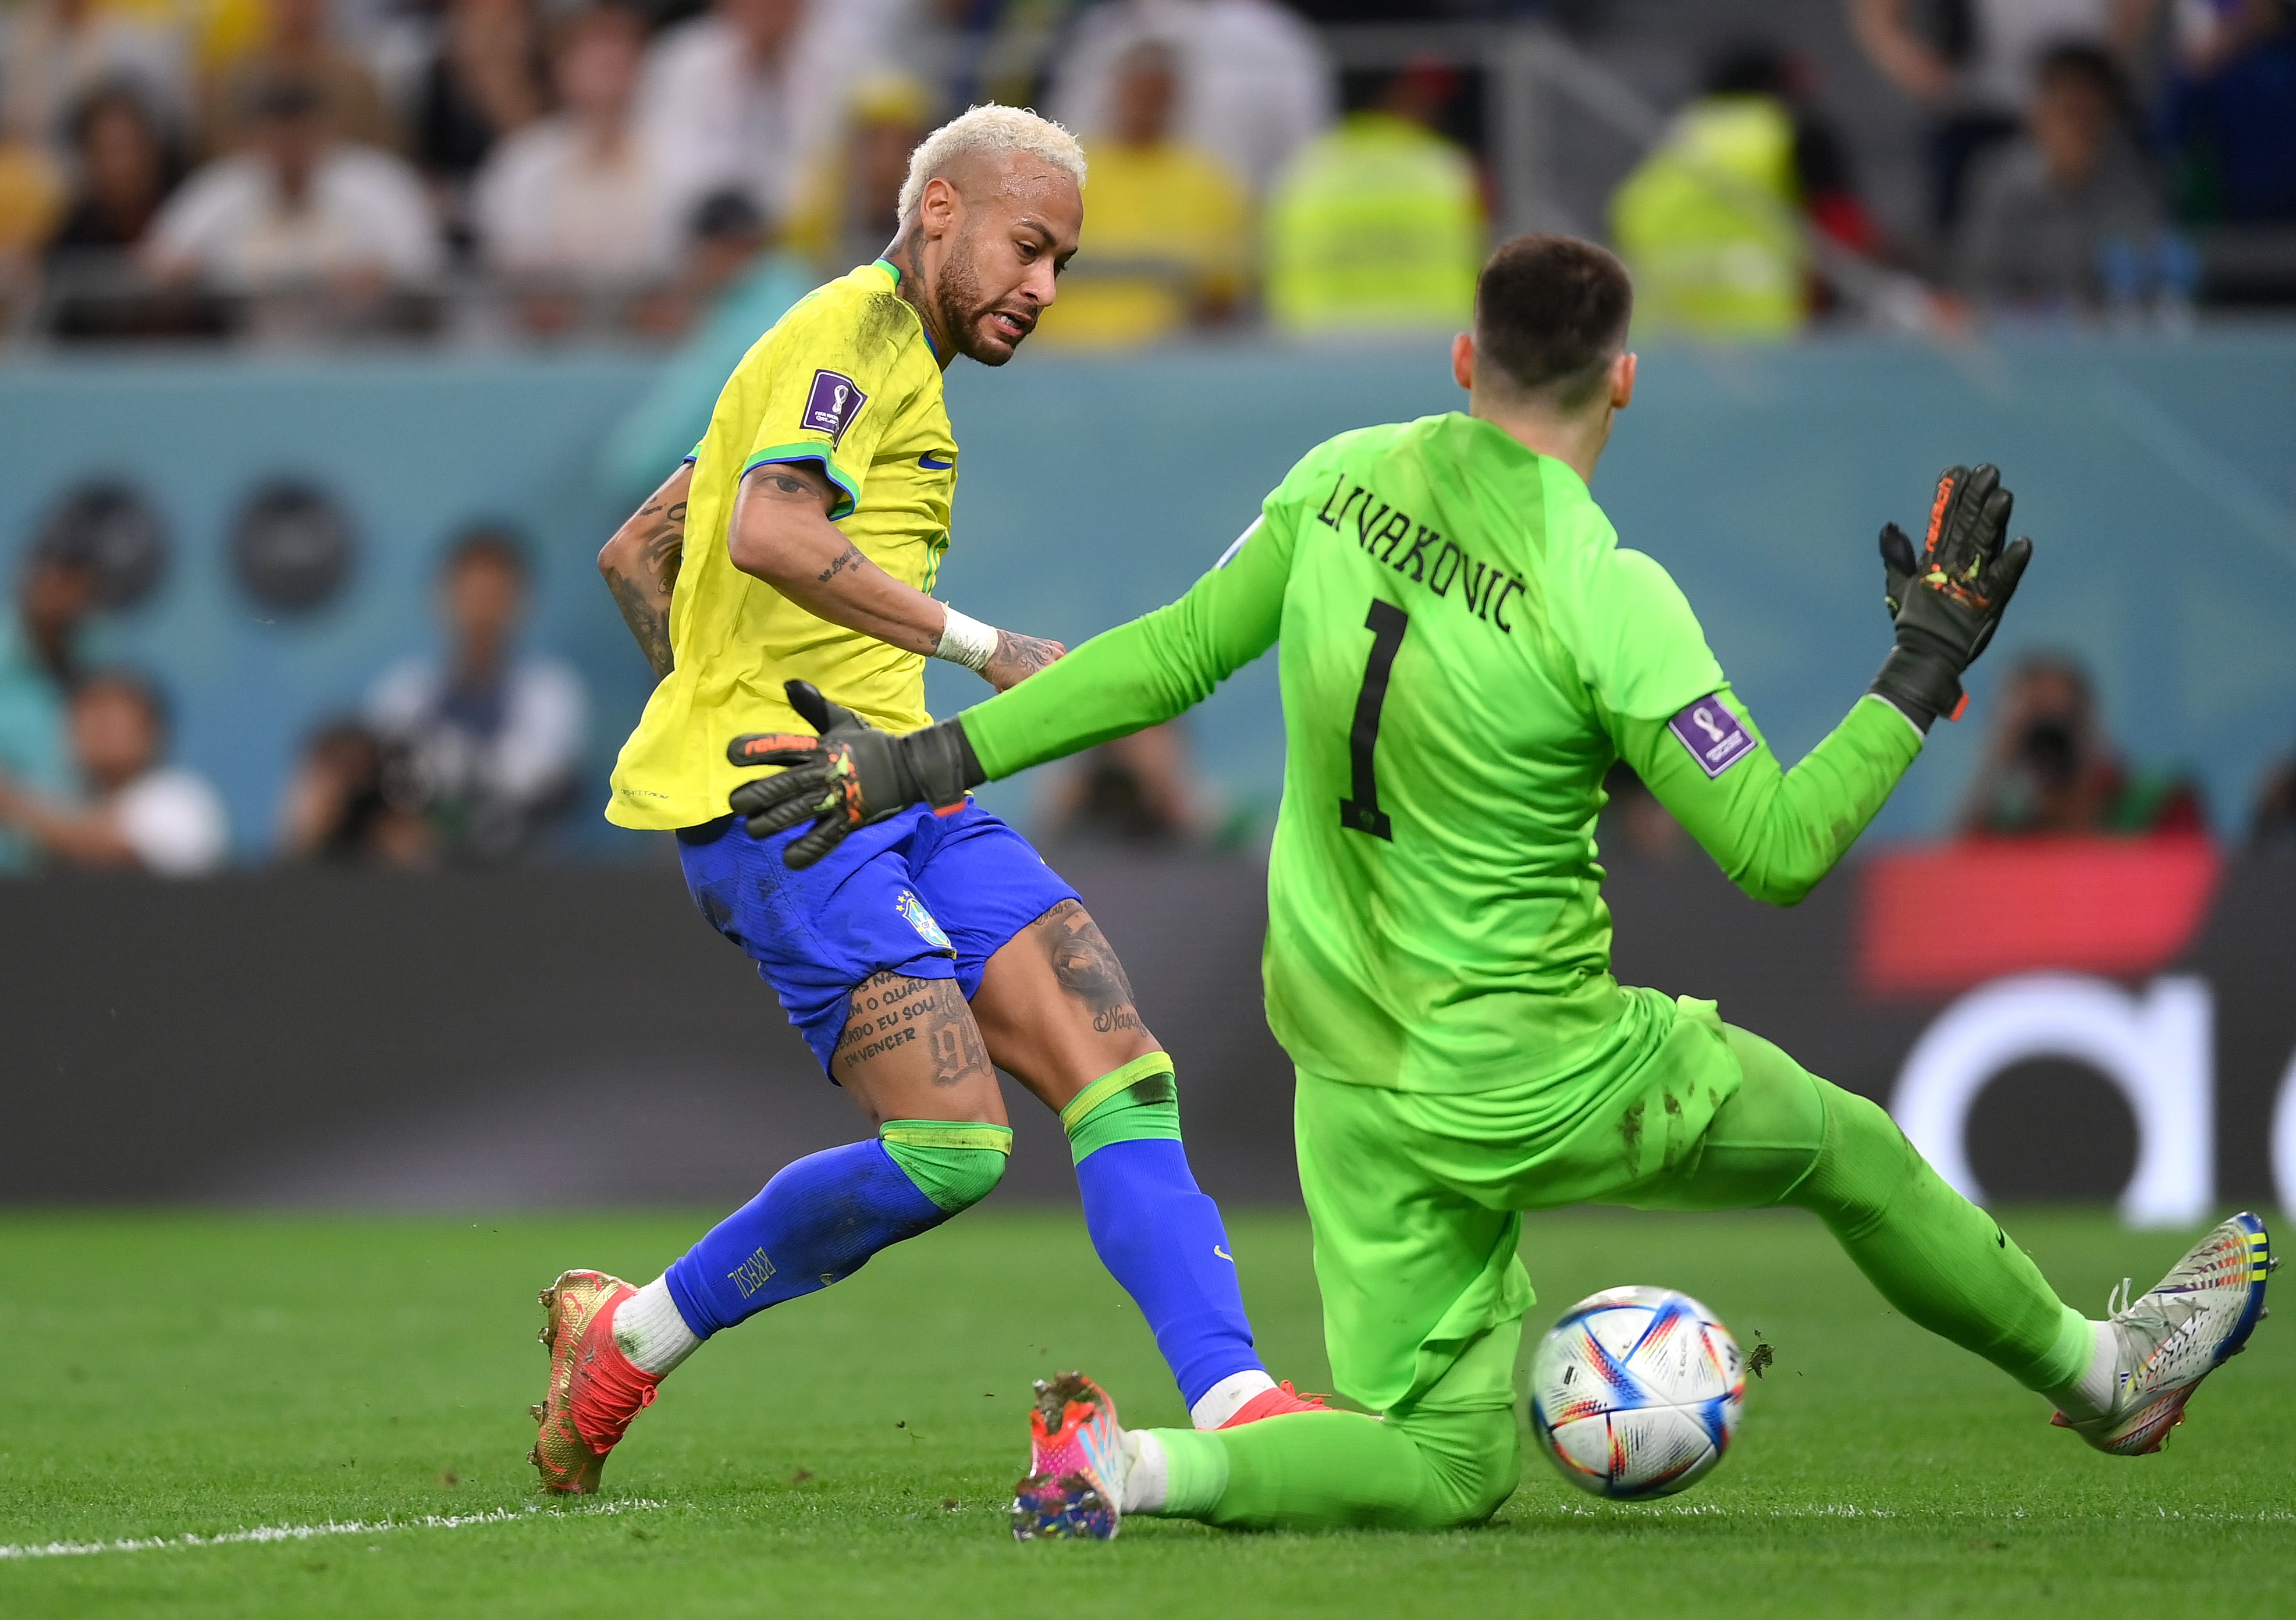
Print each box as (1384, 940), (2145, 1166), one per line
(1012, 1371), (1129, 1540)
(529, 1269), (660, 1494)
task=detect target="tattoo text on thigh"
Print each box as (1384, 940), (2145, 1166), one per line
(833, 969), (984, 1086)
(919, 975), (991, 1086)
(1036, 900), (1145, 1036)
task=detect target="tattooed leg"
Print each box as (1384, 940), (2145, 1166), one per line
(834, 968), (1005, 1127)
(653, 967), (1010, 1356)
(969, 901), (1269, 1418)
(636, 788), (1025, 1392)
(971, 900), (1158, 1107)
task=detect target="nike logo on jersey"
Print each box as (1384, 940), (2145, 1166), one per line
(1314, 473), (1526, 634)
(1214, 1245), (1233, 1261)
(918, 452), (954, 470)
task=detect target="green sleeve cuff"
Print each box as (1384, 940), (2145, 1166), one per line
(744, 444), (862, 520)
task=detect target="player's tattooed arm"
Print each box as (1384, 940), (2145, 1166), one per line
(1034, 900), (1148, 1038)
(730, 460), (952, 659)
(597, 462), (691, 679)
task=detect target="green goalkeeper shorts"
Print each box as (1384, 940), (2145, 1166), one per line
(1295, 990), (1748, 1416)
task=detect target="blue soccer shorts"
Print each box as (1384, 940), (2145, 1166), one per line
(676, 797), (1080, 1077)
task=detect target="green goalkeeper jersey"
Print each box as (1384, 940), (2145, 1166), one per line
(962, 411), (1923, 1093)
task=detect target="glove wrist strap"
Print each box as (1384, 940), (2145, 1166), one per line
(900, 719), (987, 808)
(1869, 642), (1963, 733)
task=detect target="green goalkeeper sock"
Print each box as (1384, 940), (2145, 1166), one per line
(1635, 1026), (2092, 1394)
(1134, 1405), (1517, 1532)
(1789, 1078), (2092, 1392)
(1129, 1326), (1522, 1531)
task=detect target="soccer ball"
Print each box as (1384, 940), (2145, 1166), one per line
(1529, 1285), (1745, 1500)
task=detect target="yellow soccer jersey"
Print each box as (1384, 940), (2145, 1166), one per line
(607, 260), (957, 830)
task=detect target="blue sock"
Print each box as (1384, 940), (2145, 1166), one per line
(664, 1139), (948, 1338)
(1075, 1138), (1263, 1407)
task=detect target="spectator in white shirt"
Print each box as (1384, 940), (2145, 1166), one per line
(0, 671), (229, 876)
(144, 77), (440, 300)
(471, 1), (674, 305)
(368, 526), (588, 862)
(635, 0), (890, 226)
(1049, 0), (1333, 198)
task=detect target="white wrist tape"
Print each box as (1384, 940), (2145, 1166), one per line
(933, 605), (998, 673)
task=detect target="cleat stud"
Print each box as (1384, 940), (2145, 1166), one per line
(538, 1324), (553, 1345)
(527, 1447), (542, 1467)
(531, 1403), (546, 1424)
(538, 1288), (555, 1309)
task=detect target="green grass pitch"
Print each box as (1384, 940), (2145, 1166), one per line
(2, 1207), (2288, 1618)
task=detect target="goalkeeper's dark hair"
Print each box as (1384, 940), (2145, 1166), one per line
(1473, 235), (1633, 413)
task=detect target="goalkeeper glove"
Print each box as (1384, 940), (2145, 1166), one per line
(1869, 462), (2034, 731)
(726, 679), (983, 869)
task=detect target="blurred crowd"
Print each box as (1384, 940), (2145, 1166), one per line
(1, 0), (2282, 347)
(1621, 0), (2296, 335)
(0, 508), (588, 872)
(0, 0), (1474, 346)
(0, 471), (1245, 873)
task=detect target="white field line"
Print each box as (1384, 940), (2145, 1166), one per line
(1539, 1501), (1900, 1520)
(1536, 1501), (2296, 1524)
(0, 1497), (666, 1561)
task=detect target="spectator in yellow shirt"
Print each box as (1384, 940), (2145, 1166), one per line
(783, 71), (937, 280)
(1264, 62), (1484, 334)
(1033, 38), (1247, 349)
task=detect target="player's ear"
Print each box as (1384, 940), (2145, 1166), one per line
(1611, 351), (1637, 412)
(1451, 331), (1475, 392)
(919, 173), (960, 240)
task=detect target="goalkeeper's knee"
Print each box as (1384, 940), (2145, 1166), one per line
(878, 1120), (1011, 1214)
(1388, 1404), (1522, 1527)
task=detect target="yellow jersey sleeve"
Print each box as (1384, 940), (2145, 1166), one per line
(739, 281), (925, 518)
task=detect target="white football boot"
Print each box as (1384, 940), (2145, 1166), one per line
(2053, 1212), (2273, 1455)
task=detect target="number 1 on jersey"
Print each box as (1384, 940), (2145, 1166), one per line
(1339, 599), (1408, 841)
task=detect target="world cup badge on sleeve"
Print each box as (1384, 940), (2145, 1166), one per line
(802, 370), (869, 446)
(1667, 695), (1758, 778)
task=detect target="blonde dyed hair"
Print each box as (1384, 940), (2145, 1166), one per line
(895, 104), (1086, 225)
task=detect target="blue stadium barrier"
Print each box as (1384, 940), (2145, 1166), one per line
(1, 330), (2291, 857)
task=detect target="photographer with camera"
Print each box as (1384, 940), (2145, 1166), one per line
(1958, 653), (2206, 839)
